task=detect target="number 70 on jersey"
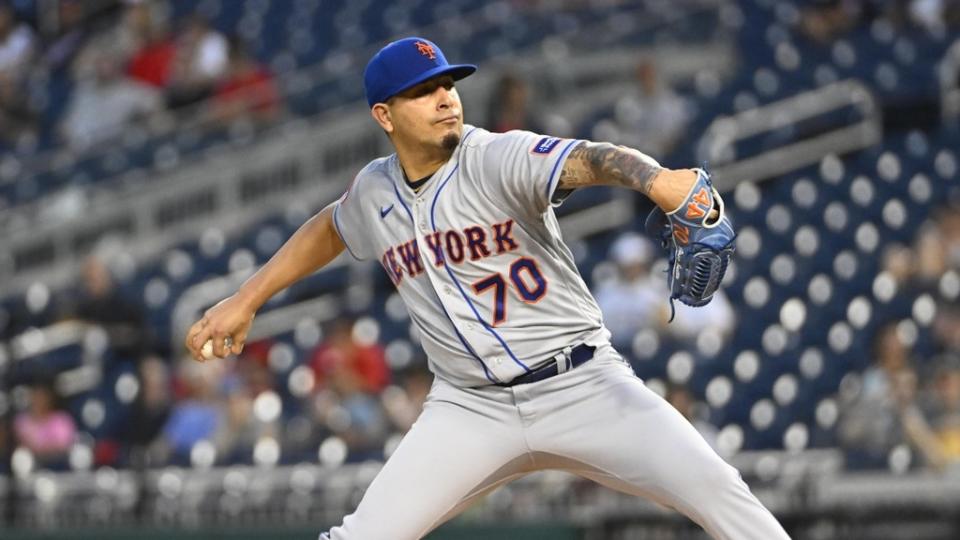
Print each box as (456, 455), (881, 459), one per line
(471, 257), (547, 326)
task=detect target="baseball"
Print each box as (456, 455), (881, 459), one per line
(200, 339), (215, 360)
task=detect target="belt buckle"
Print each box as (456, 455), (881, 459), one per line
(500, 344), (581, 387)
(553, 345), (574, 375)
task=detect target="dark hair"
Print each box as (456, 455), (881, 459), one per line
(871, 322), (900, 356)
(226, 34), (250, 61)
(29, 378), (63, 411)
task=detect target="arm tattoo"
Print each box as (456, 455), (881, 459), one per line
(558, 141), (662, 195)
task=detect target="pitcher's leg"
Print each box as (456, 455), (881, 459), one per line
(527, 356), (790, 540)
(320, 387), (527, 540)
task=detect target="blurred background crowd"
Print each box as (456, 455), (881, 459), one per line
(0, 0), (959, 537)
(0, 0), (280, 153)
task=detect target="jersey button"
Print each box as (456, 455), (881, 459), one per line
(444, 285), (453, 295)
(493, 357), (502, 365)
(419, 221), (428, 231)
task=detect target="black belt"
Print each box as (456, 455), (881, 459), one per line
(495, 344), (596, 387)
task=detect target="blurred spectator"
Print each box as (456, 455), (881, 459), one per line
(895, 205), (960, 354)
(314, 360), (390, 461)
(596, 232), (735, 349)
(934, 305), (960, 355)
(73, 0), (170, 81)
(213, 358), (278, 463)
(382, 367), (433, 433)
(124, 7), (175, 88)
(838, 323), (932, 469)
(933, 206), (960, 272)
(311, 320), (391, 460)
(882, 208), (959, 287)
(157, 359), (224, 463)
(915, 221), (948, 285)
(799, 0), (862, 44)
(59, 50), (162, 149)
(484, 73), (542, 133)
(613, 59), (690, 157)
(234, 343), (276, 394)
(0, 2), (34, 78)
(166, 13), (228, 109)
(206, 35), (281, 126)
(42, 0), (90, 71)
(933, 360), (960, 457)
(903, 0), (950, 31)
(122, 356), (171, 466)
(0, 68), (36, 147)
(666, 384), (718, 451)
(882, 242), (917, 285)
(13, 381), (77, 466)
(863, 323), (911, 401)
(595, 233), (662, 348)
(840, 367), (922, 469)
(800, 0), (956, 42)
(916, 357), (960, 469)
(310, 319), (390, 394)
(63, 255), (152, 361)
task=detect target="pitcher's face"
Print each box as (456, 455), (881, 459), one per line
(379, 75), (464, 153)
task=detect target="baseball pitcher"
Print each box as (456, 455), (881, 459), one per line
(185, 37), (789, 540)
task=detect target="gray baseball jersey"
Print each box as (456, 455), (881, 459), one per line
(333, 125), (610, 387)
(321, 125), (791, 540)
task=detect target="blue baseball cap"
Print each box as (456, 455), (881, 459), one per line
(364, 37), (476, 107)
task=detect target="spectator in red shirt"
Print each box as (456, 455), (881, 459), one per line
(207, 35), (281, 126)
(126, 29), (174, 87)
(123, 1), (175, 88)
(310, 318), (390, 395)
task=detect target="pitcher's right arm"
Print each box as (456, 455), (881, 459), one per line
(185, 202), (345, 361)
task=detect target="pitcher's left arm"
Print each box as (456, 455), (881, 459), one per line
(558, 141), (700, 213)
(558, 141), (736, 312)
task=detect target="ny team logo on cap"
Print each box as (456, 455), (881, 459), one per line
(415, 41), (437, 60)
(364, 36), (476, 106)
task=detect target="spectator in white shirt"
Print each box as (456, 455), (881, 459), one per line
(613, 59), (691, 158)
(59, 51), (162, 149)
(167, 14), (228, 109)
(595, 233), (663, 348)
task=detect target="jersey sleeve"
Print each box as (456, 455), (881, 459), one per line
(481, 130), (582, 219)
(332, 175), (375, 261)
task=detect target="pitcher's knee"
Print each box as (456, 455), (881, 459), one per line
(682, 456), (745, 500)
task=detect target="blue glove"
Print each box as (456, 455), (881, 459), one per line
(645, 169), (735, 320)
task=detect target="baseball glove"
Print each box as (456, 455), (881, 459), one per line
(645, 169), (735, 321)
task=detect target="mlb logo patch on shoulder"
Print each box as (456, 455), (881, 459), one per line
(531, 137), (562, 155)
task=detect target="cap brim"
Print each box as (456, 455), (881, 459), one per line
(381, 63), (477, 103)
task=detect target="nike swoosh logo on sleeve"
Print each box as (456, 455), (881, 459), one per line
(380, 204), (395, 218)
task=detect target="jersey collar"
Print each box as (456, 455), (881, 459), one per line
(391, 125), (477, 198)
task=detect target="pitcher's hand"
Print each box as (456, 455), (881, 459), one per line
(185, 295), (255, 361)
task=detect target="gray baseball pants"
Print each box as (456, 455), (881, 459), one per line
(321, 344), (790, 539)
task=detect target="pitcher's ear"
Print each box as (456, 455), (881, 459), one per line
(371, 104), (393, 133)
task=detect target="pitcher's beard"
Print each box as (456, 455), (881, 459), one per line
(441, 132), (460, 152)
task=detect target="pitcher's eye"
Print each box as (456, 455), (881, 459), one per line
(413, 82), (436, 97)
